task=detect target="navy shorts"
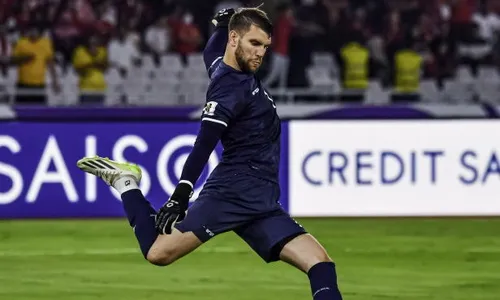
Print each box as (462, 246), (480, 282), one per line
(175, 174), (306, 263)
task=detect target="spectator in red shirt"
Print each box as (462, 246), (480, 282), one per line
(451, 0), (477, 23)
(0, 0), (15, 24)
(263, 3), (294, 89)
(170, 10), (203, 61)
(52, 0), (96, 70)
(449, 0), (478, 42)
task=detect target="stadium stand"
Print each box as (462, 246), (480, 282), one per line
(0, 0), (499, 105)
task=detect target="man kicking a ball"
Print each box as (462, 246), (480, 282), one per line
(77, 7), (343, 300)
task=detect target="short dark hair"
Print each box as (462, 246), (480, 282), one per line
(229, 7), (273, 38)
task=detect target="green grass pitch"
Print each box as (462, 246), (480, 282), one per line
(1, 218), (499, 299)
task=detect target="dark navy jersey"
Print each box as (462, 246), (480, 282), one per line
(201, 58), (281, 183)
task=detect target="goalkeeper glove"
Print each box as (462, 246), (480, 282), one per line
(211, 8), (236, 28)
(155, 182), (193, 235)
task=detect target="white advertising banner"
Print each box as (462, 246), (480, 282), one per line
(289, 120), (500, 216)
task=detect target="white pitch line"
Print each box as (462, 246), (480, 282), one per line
(0, 275), (305, 292)
(0, 247), (249, 257)
(2, 246), (498, 257)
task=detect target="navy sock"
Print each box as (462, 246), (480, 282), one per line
(121, 189), (158, 258)
(307, 262), (343, 300)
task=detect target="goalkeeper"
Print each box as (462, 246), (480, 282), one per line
(77, 7), (343, 300)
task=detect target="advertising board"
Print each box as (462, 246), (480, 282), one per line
(289, 120), (500, 216)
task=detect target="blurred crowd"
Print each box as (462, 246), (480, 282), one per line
(0, 0), (499, 105)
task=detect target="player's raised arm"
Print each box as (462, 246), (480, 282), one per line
(204, 8), (235, 75)
(155, 79), (247, 234)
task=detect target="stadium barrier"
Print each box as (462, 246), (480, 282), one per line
(1, 105), (500, 218)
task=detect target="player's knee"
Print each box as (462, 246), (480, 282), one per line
(146, 248), (177, 267)
(305, 250), (333, 272)
(316, 251), (333, 264)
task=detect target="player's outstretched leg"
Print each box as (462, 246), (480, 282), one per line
(77, 156), (158, 257)
(279, 234), (343, 300)
(76, 156), (202, 266)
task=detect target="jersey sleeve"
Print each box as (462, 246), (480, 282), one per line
(201, 78), (247, 127)
(203, 27), (228, 76)
(179, 120), (225, 186)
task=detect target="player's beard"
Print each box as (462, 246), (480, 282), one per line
(235, 41), (258, 73)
